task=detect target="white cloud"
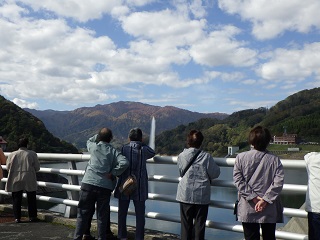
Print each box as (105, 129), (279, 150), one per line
(258, 43), (320, 82)
(241, 79), (256, 85)
(190, 25), (257, 67)
(218, 0), (320, 40)
(12, 98), (39, 109)
(189, 0), (207, 18)
(0, 2), (27, 21)
(18, 0), (122, 22)
(229, 99), (276, 110)
(121, 9), (206, 45)
(0, 1), (318, 114)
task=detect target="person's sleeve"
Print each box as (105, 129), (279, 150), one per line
(233, 156), (257, 201)
(6, 154), (12, 170)
(143, 145), (156, 159)
(262, 159), (284, 204)
(111, 150), (129, 176)
(86, 134), (98, 152)
(33, 152), (40, 172)
(208, 155), (220, 181)
(177, 154), (183, 177)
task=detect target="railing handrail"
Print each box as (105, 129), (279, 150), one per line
(2, 152), (307, 168)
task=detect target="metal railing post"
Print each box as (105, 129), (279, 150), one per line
(64, 160), (79, 218)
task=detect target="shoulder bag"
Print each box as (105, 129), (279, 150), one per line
(119, 174), (137, 196)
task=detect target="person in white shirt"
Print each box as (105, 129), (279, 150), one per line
(6, 137), (40, 223)
(304, 152), (320, 240)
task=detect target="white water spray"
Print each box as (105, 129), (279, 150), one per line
(149, 116), (156, 149)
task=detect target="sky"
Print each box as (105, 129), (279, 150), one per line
(0, 0), (320, 114)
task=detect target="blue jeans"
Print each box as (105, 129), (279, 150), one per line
(118, 199), (145, 240)
(308, 212), (320, 240)
(73, 186), (111, 240)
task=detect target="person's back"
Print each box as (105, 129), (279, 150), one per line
(6, 145), (39, 192)
(114, 128), (155, 240)
(176, 148), (220, 204)
(83, 132), (128, 190)
(5, 137), (40, 223)
(116, 140), (155, 200)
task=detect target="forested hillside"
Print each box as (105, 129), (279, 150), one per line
(156, 88), (320, 156)
(261, 88), (320, 142)
(0, 96), (78, 153)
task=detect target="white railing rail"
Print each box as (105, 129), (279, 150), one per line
(0, 153), (309, 240)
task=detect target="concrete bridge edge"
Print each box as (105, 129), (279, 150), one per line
(278, 203), (308, 236)
(0, 204), (180, 240)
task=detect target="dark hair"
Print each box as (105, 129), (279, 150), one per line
(187, 130), (204, 148)
(248, 126), (272, 151)
(128, 128), (143, 141)
(18, 137), (29, 148)
(97, 128), (113, 143)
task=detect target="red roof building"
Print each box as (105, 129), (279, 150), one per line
(273, 134), (297, 145)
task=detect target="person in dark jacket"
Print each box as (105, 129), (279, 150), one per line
(114, 128), (156, 240)
(176, 130), (220, 240)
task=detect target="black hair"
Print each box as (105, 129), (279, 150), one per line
(128, 128), (143, 141)
(187, 130), (203, 148)
(18, 137), (29, 148)
(248, 126), (272, 151)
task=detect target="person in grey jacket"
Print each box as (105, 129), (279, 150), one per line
(6, 137), (40, 223)
(73, 128), (129, 240)
(233, 126), (284, 240)
(176, 130), (220, 240)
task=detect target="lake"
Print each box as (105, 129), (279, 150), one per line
(40, 161), (307, 240)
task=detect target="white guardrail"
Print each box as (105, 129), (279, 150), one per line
(0, 153), (309, 240)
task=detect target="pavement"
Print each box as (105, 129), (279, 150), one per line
(0, 204), (180, 240)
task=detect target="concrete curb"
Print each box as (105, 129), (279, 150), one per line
(0, 204), (180, 240)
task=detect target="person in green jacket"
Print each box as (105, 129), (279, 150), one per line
(74, 128), (129, 240)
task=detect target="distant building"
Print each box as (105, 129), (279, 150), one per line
(228, 146), (239, 156)
(273, 134), (297, 145)
(0, 136), (7, 150)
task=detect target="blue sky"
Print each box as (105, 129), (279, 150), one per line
(0, 0), (319, 114)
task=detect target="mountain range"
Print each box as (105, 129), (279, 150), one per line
(2, 87), (319, 154)
(25, 101), (228, 150)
